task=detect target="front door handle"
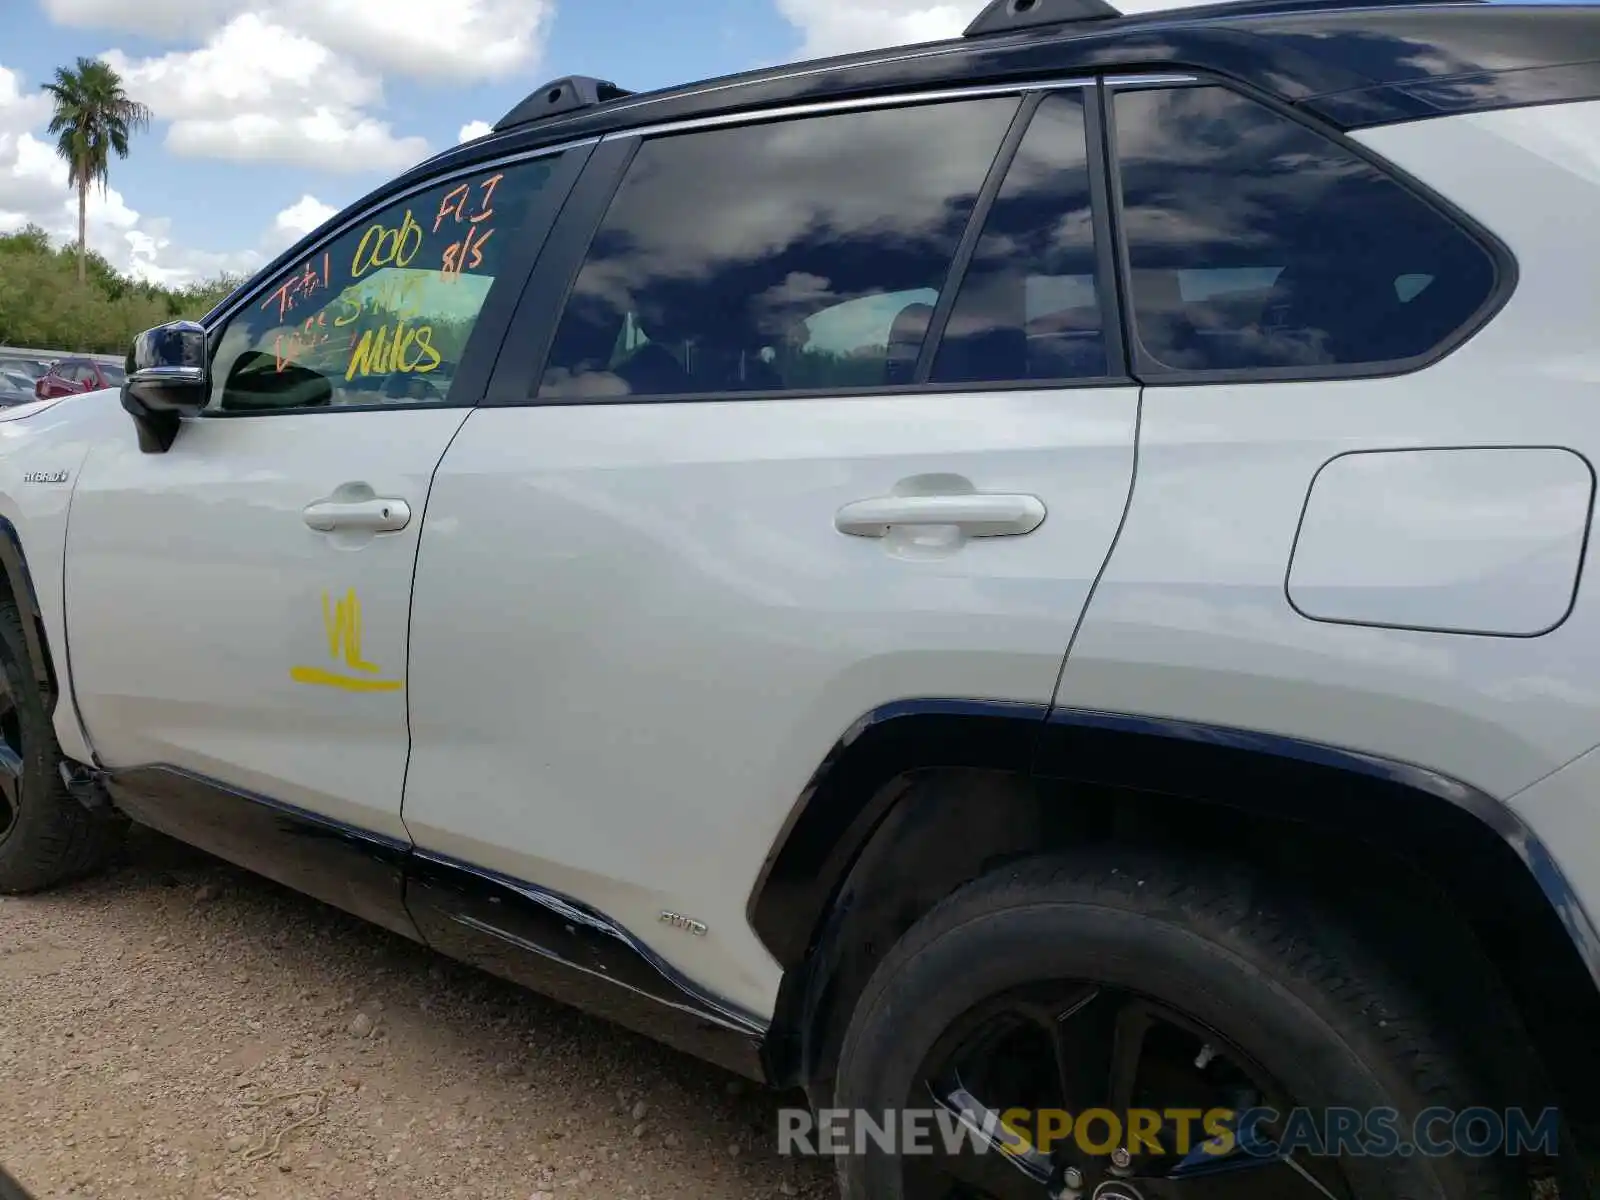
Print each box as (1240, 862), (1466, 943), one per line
(303, 497), (412, 533)
(835, 493), (1046, 538)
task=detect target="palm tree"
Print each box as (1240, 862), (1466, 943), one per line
(42, 58), (152, 286)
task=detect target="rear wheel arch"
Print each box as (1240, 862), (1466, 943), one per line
(755, 702), (1600, 1150)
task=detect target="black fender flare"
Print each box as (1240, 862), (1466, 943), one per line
(751, 700), (1600, 1092)
(0, 516), (54, 701)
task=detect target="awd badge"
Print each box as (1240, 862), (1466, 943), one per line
(659, 911), (708, 936)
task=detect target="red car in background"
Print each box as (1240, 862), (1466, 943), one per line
(33, 358), (124, 400)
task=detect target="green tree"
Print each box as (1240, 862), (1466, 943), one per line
(41, 57), (152, 287)
(0, 226), (237, 354)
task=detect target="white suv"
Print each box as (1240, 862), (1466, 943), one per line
(3, 0), (1600, 1195)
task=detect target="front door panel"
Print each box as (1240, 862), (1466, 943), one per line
(66, 408), (470, 842)
(64, 147), (580, 862)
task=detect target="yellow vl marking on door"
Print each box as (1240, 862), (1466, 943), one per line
(290, 588), (404, 692)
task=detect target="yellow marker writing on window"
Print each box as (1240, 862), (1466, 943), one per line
(290, 588), (404, 692)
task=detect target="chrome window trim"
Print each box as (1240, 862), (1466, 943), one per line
(604, 73), (1197, 141)
(204, 71), (1200, 334)
(593, 42), (985, 122)
(607, 78), (1096, 142)
(1105, 73), (1204, 87)
(205, 137), (601, 331)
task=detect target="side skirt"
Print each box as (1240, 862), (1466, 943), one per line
(406, 852), (768, 1080)
(106, 765), (419, 942)
(101, 764), (769, 1081)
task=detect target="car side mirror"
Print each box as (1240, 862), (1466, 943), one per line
(122, 321), (209, 454)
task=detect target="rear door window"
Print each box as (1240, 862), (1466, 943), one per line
(932, 90), (1113, 385)
(537, 97), (1021, 400)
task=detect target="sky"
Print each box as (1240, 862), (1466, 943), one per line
(0, 0), (1026, 286)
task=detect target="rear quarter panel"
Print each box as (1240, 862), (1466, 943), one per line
(1056, 100), (1600, 930)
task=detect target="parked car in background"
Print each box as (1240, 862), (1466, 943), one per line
(32, 359), (123, 400)
(0, 369), (38, 406)
(0, 359), (49, 381)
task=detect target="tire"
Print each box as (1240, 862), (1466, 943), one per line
(834, 851), (1538, 1200)
(0, 598), (122, 893)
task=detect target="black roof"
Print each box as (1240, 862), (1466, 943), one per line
(227, 0), (1596, 321)
(423, 0), (1600, 179)
(209, 0), (1570, 308)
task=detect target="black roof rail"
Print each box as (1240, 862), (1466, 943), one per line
(494, 76), (634, 133)
(1158, 0), (1485, 17)
(964, 0), (1121, 37)
(964, 0), (1485, 36)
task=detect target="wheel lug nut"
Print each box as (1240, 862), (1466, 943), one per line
(1110, 1146), (1132, 1174)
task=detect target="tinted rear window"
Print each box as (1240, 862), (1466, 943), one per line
(538, 97), (1020, 400)
(1113, 85), (1500, 375)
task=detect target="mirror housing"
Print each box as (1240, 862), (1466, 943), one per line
(122, 320), (208, 454)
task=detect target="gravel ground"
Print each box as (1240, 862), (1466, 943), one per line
(0, 827), (836, 1200)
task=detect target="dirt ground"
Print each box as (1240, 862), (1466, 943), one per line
(0, 827), (837, 1200)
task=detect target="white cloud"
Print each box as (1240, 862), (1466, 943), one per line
(103, 15), (382, 119)
(12, 0), (570, 283)
(271, 194), (338, 248)
(102, 14), (427, 174)
(0, 65), (52, 134)
(776, 0), (1221, 55)
(44, 0), (555, 81)
(120, 217), (265, 287)
(776, 0), (977, 56)
(279, 0), (555, 81)
(0, 66), (148, 272)
(43, 0), (561, 170)
(459, 120), (494, 144)
(40, 0), (232, 38)
(0, 61), (318, 285)
(165, 109), (427, 174)
(124, 192), (338, 286)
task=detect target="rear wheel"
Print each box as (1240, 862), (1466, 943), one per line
(834, 852), (1533, 1200)
(0, 599), (122, 893)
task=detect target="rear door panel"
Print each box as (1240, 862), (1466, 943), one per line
(404, 388), (1137, 1013)
(401, 86), (1139, 1016)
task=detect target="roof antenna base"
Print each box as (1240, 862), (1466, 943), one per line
(494, 76), (634, 133)
(964, 0), (1121, 37)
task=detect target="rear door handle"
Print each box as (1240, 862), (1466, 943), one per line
(303, 497), (412, 533)
(835, 493), (1046, 538)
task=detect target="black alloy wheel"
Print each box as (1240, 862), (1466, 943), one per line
(908, 980), (1349, 1199)
(834, 850), (1537, 1200)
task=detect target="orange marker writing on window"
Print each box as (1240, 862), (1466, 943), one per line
(442, 225), (493, 279)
